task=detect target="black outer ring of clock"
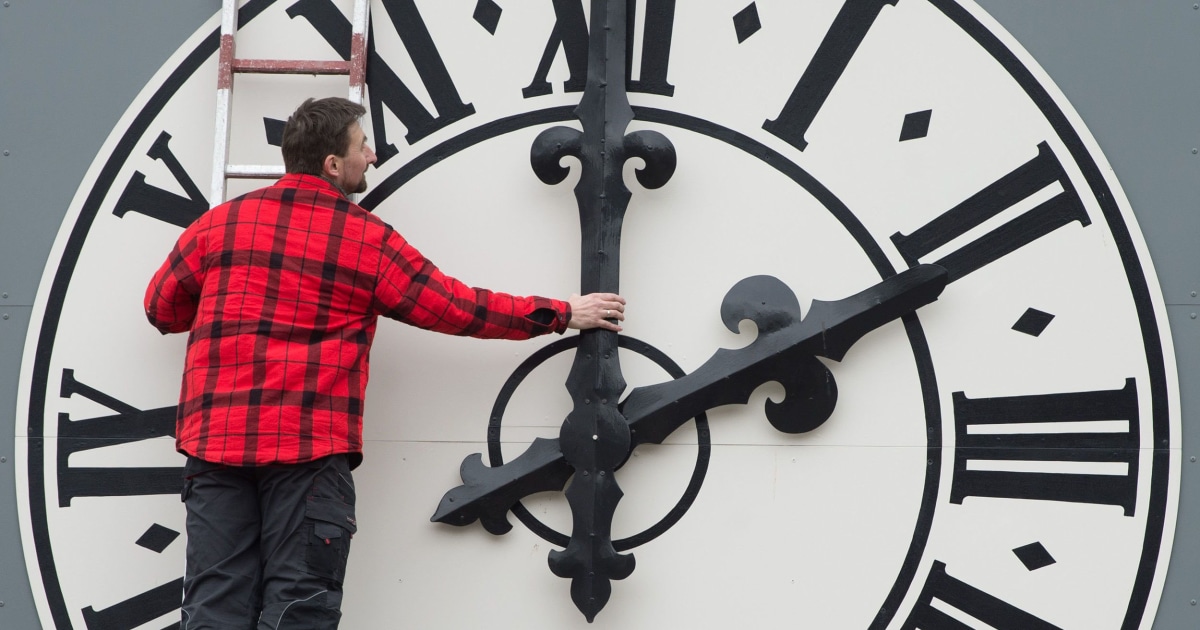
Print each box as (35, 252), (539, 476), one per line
(21, 1), (1173, 628)
(927, 3), (1172, 626)
(22, 7), (252, 628)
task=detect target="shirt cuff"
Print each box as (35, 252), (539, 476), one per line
(526, 299), (571, 335)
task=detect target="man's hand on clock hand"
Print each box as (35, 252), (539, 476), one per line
(433, 264), (948, 529)
(568, 293), (626, 332)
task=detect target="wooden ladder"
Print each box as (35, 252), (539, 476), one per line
(209, 0), (370, 206)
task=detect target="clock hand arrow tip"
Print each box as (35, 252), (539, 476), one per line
(808, 263), (949, 361)
(430, 453), (516, 532)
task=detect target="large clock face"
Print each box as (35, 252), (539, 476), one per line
(16, 0), (1179, 628)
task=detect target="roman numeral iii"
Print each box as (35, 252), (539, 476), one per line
(951, 378), (1139, 516)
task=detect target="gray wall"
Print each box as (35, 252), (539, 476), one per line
(0, 3), (220, 626)
(974, 2), (1200, 624)
(0, 1), (1196, 627)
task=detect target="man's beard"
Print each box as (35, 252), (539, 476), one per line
(335, 174), (367, 196)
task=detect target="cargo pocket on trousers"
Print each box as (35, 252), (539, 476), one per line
(304, 496), (357, 585)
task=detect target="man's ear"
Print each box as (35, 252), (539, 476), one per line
(322, 154), (339, 179)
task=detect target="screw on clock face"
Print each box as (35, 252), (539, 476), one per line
(433, 262), (948, 618)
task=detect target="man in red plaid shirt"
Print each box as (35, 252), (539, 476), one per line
(145, 97), (624, 629)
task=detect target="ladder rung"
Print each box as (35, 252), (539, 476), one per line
(231, 59), (352, 75)
(226, 164), (286, 178)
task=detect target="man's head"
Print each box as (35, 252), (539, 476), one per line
(281, 97), (376, 194)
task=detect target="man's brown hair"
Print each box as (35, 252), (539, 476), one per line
(281, 97), (367, 176)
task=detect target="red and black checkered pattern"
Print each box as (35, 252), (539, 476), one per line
(146, 174), (569, 467)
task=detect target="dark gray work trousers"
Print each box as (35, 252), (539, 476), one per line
(180, 454), (357, 630)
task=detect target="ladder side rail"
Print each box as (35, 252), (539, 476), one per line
(210, 0), (238, 207)
(348, 0), (370, 104)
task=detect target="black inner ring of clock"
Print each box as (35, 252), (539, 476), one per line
(486, 334), (711, 550)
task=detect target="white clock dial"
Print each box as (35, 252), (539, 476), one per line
(16, 1), (1177, 628)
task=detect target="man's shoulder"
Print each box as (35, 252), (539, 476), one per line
(222, 176), (397, 241)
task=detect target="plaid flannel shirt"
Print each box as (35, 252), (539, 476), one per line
(145, 174), (569, 468)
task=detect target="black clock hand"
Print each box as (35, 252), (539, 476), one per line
(622, 263), (948, 447)
(434, 438), (573, 534)
(432, 264), (947, 527)
(521, 0), (675, 621)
